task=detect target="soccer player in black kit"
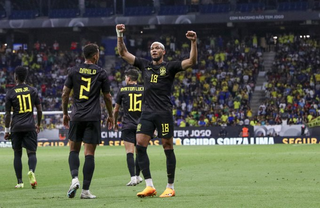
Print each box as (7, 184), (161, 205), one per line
(62, 43), (113, 199)
(4, 66), (42, 189)
(116, 24), (197, 197)
(113, 68), (144, 186)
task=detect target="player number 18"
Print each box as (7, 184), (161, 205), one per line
(162, 123), (169, 133)
(150, 74), (158, 83)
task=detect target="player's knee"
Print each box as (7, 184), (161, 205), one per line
(84, 144), (97, 156)
(162, 139), (173, 149)
(136, 138), (149, 147)
(14, 148), (22, 153)
(69, 141), (82, 152)
(27, 149), (36, 155)
(14, 149), (23, 157)
(136, 134), (151, 145)
(136, 145), (147, 154)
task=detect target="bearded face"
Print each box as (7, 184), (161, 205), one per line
(152, 55), (162, 62)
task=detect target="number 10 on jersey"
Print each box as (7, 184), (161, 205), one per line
(17, 94), (32, 113)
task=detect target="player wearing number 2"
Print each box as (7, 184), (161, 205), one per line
(116, 24), (197, 198)
(4, 66), (42, 189)
(62, 43), (113, 199)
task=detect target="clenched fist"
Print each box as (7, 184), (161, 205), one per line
(116, 24), (125, 37)
(186, 31), (197, 41)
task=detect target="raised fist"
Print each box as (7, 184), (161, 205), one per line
(116, 24), (125, 33)
(186, 31), (197, 41)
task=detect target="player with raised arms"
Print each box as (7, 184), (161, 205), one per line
(116, 24), (197, 198)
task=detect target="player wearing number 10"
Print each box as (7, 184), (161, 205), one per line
(62, 43), (113, 199)
(4, 66), (42, 189)
(116, 24), (197, 197)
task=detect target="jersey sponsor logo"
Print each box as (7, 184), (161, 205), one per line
(160, 67), (166, 76)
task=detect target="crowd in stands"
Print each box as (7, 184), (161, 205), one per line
(258, 33), (320, 126)
(1, 32), (319, 131)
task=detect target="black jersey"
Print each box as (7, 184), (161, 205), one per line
(116, 84), (144, 129)
(134, 57), (182, 112)
(5, 84), (41, 132)
(64, 63), (110, 121)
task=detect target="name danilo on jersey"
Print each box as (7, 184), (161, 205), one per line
(79, 68), (96, 75)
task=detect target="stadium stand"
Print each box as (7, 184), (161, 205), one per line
(277, 1), (308, 11)
(199, 3), (230, 13)
(9, 0), (39, 19)
(48, 0), (80, 18)
(261, 33), (319, 126)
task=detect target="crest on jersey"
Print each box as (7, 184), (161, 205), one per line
(160, 67), (166, 76)
(137, 124), (142, 132)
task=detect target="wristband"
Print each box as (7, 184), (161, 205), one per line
(5, 127), (10, 133)
(116, 29), (123, 37)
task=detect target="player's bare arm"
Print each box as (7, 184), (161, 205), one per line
(113, 103), (120, 131)
(181, 30), (198, 70)
(35, 104), (42, 133)
(62, 86), (71, 128)
(116, 24), (135, 65)
(4, 110), (11, 140)
(103, 92), (114, 130)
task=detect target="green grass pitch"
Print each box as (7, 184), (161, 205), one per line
(1, 144), (320, 208)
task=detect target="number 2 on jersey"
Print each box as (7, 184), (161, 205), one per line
(17, 94), (32, 113)
(128, 93), (142, 111)
(79, 77), (91, 99)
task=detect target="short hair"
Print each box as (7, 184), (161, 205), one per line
(14, 66), (28, 82)
(83, 43), (99, 59)
(150, 41), (165, 50)
(124, 68), (139, 81)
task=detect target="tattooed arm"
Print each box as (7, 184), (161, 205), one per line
(116, 24), (136, 65)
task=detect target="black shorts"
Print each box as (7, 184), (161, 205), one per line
(121, 129), (137, 144)
(68, 121), (101, 144)
(137, 111), (173, 139)
(11, 131), (37, 151)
